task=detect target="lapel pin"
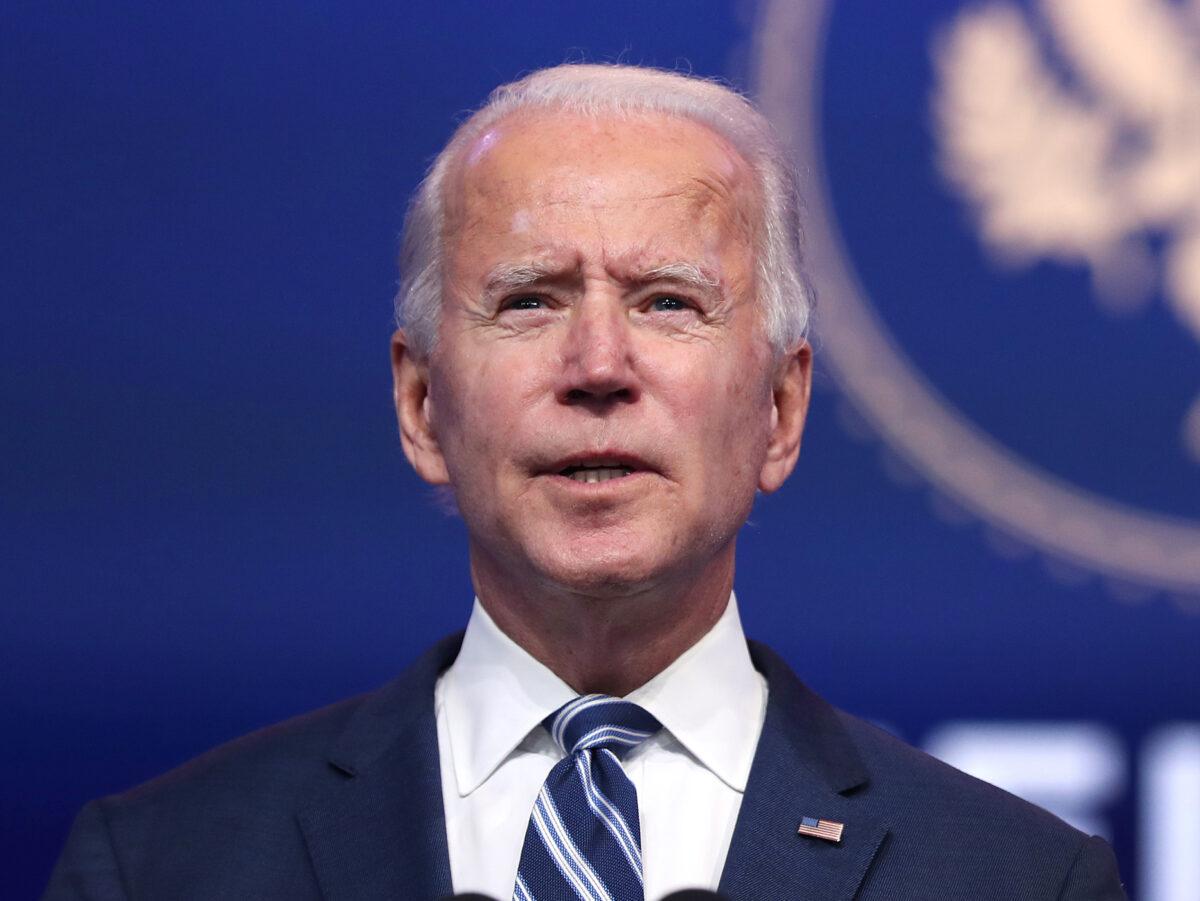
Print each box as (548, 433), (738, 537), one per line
(797, 816), (844, 843)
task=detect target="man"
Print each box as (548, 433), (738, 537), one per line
(45, 64), (1125, 900)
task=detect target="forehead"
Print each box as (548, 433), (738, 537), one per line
(443, 109), (760, 255)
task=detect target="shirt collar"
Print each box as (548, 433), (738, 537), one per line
(439, 592), (764, 797)
(626, 592), (764, 792)
(439, 600), (577, 797)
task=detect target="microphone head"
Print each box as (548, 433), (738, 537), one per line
(441, 890), (725, 900)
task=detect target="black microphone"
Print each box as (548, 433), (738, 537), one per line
(440, 890), (727, 900)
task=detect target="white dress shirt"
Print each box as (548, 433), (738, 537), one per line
(434, 593), (768, 901)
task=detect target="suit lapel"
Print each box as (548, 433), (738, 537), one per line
(719, 643), (888, 901)
(297, 635), (462, 901)
(293, 634), (887, 899)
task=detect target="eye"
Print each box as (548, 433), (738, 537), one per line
(649, 295), (691, 312)
(502, 295), (546, 312)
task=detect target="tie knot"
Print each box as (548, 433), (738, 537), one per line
(544, 695), (662, 758)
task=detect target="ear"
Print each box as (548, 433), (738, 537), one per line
(391, 329), (450, 485)
(758, 341), (813, 494)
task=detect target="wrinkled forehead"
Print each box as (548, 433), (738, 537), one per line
(441, 108), (762, 240)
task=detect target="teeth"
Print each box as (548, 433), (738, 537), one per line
(567, 467), (632, 483)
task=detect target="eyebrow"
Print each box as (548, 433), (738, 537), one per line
(637, 262), (721, 292)
(482, 260), (722, 295)
(483, 262), (573, 294)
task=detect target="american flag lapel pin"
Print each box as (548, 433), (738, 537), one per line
(797, 816), (844, 843)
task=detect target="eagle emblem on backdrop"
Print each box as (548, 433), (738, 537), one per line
(751, 0), (1200, 601)
(934, 0), (1200, 459)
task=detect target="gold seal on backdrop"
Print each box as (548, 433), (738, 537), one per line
(751, 0), (1200, 600)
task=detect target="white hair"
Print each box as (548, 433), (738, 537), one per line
(395, 63), (813, 359)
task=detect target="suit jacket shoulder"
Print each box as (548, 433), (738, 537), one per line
(839, 709), (1123, 898)
(45, 634), (1125, 900)
(43, 635), (462, 901)
(718, 641), (1127, 900)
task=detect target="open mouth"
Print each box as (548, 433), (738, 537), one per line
(558, 461), (637, 484)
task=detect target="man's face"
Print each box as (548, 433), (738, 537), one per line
(400, 110), (808, 598)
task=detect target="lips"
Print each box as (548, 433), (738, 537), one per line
(559, 461), (636, 483)
(541, 452), (655, 484)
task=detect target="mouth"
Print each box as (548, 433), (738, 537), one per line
(558, 460), (638, 484)
(543, 453), (653, 485)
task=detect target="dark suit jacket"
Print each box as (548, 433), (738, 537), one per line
(44, 636), (1126, 900)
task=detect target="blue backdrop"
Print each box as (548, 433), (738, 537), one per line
(4, 2), (1197, 898)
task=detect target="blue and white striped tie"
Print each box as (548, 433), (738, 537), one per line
(513, 695), (662, 901)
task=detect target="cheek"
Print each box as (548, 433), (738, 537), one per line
(428, 371), (512, 529)
(428, 364), (494, 475)
(430, 350), (543, 471)
(710, 362), (773, 475)
(649, 346), (772, 449)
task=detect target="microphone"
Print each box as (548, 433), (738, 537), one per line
(440, 890), (727, 900)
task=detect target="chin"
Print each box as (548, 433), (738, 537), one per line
(533, 545), (674, 599)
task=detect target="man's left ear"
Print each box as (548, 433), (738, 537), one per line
(758, 341), (813, 493)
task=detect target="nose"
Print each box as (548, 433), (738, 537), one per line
(555, 295), (639, 408)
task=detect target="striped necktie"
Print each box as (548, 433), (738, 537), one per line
(513, 695), (662, 901)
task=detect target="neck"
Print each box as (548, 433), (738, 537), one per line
(470, 548), (735, 697)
